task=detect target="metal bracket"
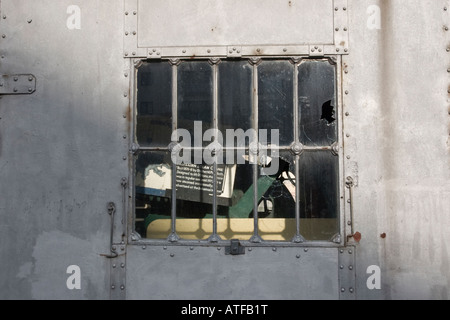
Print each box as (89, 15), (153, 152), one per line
(338, 247), (356, 300)
(110, 254), (127, 300)
(0, 74), (36, 95)
(227, 46), (242, 58)
(309, 45), (325, 57)
(225, 239), (245, 255)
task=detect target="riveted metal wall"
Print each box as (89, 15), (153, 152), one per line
(0, 0), (449, 300)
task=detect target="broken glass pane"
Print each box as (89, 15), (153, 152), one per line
(136, 61), (172, 147)
(258, 61), (294, 146)
(298, 59), (337, 146)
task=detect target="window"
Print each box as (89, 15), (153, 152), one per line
(134, 58), (340, 243)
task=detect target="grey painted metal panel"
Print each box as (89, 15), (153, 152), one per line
(0, 0), (449, 300)
(0, 0), (128, 299)
(137, 0), (334, 47)
(126, 245), (339, 300)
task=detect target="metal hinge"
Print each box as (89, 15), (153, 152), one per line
(225, 239), (245, 255)
(0, 74), (36, 95)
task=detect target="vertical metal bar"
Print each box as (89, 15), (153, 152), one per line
(250, 60), (262, 243)
(208, 61), (221, 242)
(168, 61), (180, 242)
(292, 61), (305, 243)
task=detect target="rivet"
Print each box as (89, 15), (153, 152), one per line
(248, 248), (252, 252)
(170, 253), (175, 257)
(112, 245), (117, 251)
(124, 73), (128, 77)
(142, 245), (146, 250)
(182, 49), (186, 53)
(345, 90), (349, 94)
(256, 48), (261, 53)
(348, 249), (353, 254)
(120, 285), (125, 290)
(343, 7), (347, 11)
(346, 155), (351, 159)
(125, 31), (129, 36)
(207, 49), (211, 53)
(345, 112), (350, 116)
(296, 254), (301, 259)
(123, 135), (127, 139)
(111, 285), (116, 290)
(445, 7), (448, 11)
(121, 263), (125, 268)
(133, 11), (137, 15)
(123, 156), (127, 160)
(112, 264), (117, 268)
(347, 221), (352, 226)
(2, 15), (6, 19)
(447, 47), (450, 52)
(124, 93), (128, 97)
(304, 248), (309, 253)
(233, 47), (236, 51)
(217, 247), (221, 251)
(123, 114), (127, 119)
(346, 133), (350, 138)
(340, 265), (344, 269)
(229, 50), (233, 54)
(283, 48), (287, 52)
(27, 19), (32, 23)
(349, 265), (354, 270)
(163, 246), (167, 250)
(2, 34), (6, 38)
(132, 31), (136, 35)
(341, 287), (345, 292)
(447, 68), (450, 73)
(344, 48), (348, 52)
(340, 249), (344, 253)
(318, 48), (322, 52)
(344, 27), (348, 31)
(157, 52), (160, 56)
(13, 88), (18, 92)
(272, 248), (277, 252)
(124, 52), (129, 56)
(349, 288), (354, 293)
(120, 246), (125, 251)
(347, 199), (351, 203)
(335, 28), (339, 31)
(190, 247), (194, 250)
(28, 88), (33, 93)
(336, 48), (340, 52)
(311, 49), (315, 52)
(132, 52), (136, 56)
(13, 77), (18, 81)
(445, 26), (449, 31)
(28, 76), (33, 81)
(335, 7), (339, 11)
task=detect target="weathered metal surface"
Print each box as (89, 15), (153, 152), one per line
(126, 245), (339, 300)
(0, 0), (448, 300)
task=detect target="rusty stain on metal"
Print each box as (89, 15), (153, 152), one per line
(380, 233), (386, 239)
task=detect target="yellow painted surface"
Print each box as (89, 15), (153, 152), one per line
(147, 218), (338, 241)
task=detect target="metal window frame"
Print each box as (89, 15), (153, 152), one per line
(127, 55), (347, 248)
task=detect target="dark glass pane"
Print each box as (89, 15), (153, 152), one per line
(218, 61), (253, 148)
(258, 61), (294, 146)
(298, 59), (337, 146)
(136, 62), (172, 147)
(299, 151), (339, 240)
(178, 61), (213, 147)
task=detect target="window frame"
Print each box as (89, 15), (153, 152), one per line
(128, 55), (347, 248)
